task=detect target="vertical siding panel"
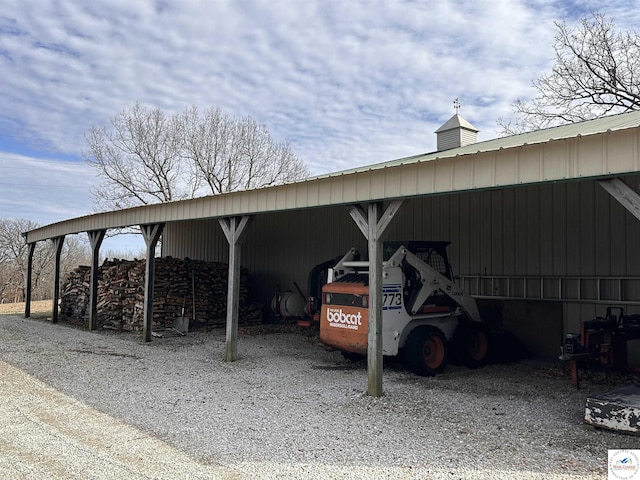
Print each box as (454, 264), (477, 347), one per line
(552, 183), (567, 276)
(407, 198), (420, 240)
(626, 208), (640, 274)
(502, 188), (516, 277)
(527, 185), (541, 276)
(479, 190), (492, 275)
(594, 183), (611, 276)
(609, 185), (627, 276)
(565, 182), (581, 276)
(427, 196), (438, 239)
(431, 196), (443, 240)
(409, 198), (421, 240)
(624, 175), (640, 282)
(418, 197), (428, 239)
(491, 190), (504, 275)
(539, 184), (554, 276)
(449, 194), (461, 273)
(579, 181), (596, 276)
(514, 187), (528, 278)
(458, 192), (471, 275)
(417, 196), (428, 240)
(468, 191), (482, 275)
(442, 194), (452, 241)
(389, 199), (409, 240)
(565, 303), (598, 333)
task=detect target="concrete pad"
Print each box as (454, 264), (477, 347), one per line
(0, 361), (238, 480)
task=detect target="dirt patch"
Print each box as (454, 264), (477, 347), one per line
(0, 300), (51, 318)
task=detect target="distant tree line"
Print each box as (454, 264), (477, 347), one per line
(0, 218), (90, 303)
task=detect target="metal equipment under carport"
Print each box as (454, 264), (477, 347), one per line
(580, 177), (640, 435)
(585, 384), (640, 435)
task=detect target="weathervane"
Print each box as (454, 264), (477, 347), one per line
(453, 98), (461, 114)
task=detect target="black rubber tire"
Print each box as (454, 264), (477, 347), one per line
(404, 325), (448, 376)
(451, 321), (489, 369)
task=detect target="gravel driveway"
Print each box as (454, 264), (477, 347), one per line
(0, 314), (637, 479)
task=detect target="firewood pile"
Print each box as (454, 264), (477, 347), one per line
(60, 257), (263, 331)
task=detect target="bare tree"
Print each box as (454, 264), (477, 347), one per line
(182, 106), (309, 194)
(499, 12), (640, 135)
(85, 102), (193, 210)
(0, 219), (91, 303)
(0, 219), (51, 302)
(85, 103), (309, 210)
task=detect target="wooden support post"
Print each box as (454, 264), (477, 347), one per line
(219, 216), (253, 362)
(140, 223), (164, 342)
(24, 242), (35, 318)
(51, 236), (65, 324)
(347, 199), (403, 397)
(87, 230), (106, 331)
(367, 202), (384, 397)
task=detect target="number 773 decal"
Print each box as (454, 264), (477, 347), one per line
(382, 284), (403, 310)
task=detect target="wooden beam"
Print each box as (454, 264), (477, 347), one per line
(218, 215), (253, 362)
(140, 223), (164, 342)
(87, 230), (106, 331)
(348, 199), (404, 241)
(348, 204), (369, 238)
(51, 236), (65, 324)
(24, 242), (35, 318)
(367, 202), (384, 397)
(376, 200), (404, 237)
(347, 200), (404, 397)
(599, 177), (640, 222)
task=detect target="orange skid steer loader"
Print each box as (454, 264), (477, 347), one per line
(319, 242), (489, 376)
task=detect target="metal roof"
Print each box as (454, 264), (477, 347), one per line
(310, 109), (640, 179)
(24, 110), (640, 243)
(434, 114), (479, 133)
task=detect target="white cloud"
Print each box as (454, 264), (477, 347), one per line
(0, 153), (95, 224)
(0, 0), (638, 227)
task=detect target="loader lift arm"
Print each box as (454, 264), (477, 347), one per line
(386, 246), (482, 322)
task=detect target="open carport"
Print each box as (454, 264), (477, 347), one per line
(23, 111), (640, 396)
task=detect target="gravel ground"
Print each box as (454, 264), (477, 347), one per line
(0, 314), (638, 479)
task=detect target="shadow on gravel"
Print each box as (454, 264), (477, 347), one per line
(311, 364), (360, 371)
(67, 348), (141, 360)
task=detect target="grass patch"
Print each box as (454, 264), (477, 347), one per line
(0, 300), (52, 318)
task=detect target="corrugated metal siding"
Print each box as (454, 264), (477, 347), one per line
(163, 175), (640, 333)
(163, 219), (229, 263)
(163, 207), (367, 308)
(389, 177), (640, 332)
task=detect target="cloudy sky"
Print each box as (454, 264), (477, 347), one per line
(1, 0), (638, 252)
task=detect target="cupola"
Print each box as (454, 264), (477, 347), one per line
(435, 99), (479, 151)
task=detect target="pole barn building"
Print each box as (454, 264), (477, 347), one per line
(23, 110), (640, 396)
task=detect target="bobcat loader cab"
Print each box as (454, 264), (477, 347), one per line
(319, 242), (488, 376)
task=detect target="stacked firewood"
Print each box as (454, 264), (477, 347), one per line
(60, 257), (263, 331)
(60, 265), (92, 320)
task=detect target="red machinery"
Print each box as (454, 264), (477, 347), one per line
(562, 307), (640, 386)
